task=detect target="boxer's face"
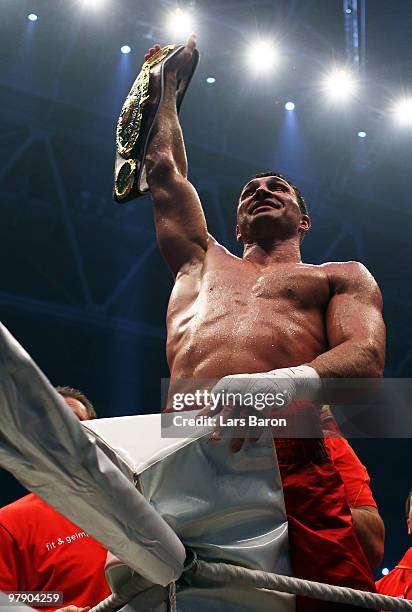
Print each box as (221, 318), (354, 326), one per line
(63, 396), (89, 421)
(236, 176), (309, 243)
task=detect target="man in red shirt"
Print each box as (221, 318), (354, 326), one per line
(376, 489), (412, 600)
(0, 387), (111, 611)
(321, 405), (385, 569)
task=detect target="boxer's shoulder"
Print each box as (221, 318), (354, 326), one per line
(206, 234), (233, 257)
(200, 236), (239, 271)
(320, 261), (380, 294)
(321, 260), (368, 274)
(173, 235), (230, 279)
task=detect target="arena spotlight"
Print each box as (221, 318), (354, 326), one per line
(121, 45), (131, 55)
(393, 98), (412, 125)
(247, 40), (278, 73)
(381, 568), (389, 576)
(167, 7), (194, 38)
(81, 0), (106, 8)
(357, 131), (367, 138)
(27, 13), (38, 21)
(323, 69), (357, 101)
(285, 101), (295, 111)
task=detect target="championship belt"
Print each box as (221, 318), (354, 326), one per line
(113, 44), (199, 203)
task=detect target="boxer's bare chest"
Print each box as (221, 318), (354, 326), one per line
(166, 247), (332, 378)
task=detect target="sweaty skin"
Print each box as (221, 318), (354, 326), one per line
(145, 36), (385, 394)
(166, 246), (382, 381)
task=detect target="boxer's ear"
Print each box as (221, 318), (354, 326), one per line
(235, 224), (242, 242)
(300, 214), (311, 232)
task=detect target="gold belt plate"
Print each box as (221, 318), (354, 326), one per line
(116, 44), (176, 158)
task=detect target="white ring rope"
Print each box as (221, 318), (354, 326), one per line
(194, 560), (412, 611)
(89, 577), (168, 612)
(90, 560), (412, 612)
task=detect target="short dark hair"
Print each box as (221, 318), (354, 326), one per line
(55, 386), (97, 419)
(406, 489), (412, 518)
(251, 172), (309, 217)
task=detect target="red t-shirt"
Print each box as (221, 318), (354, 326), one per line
(0, 493), (111, 611)
(376, 547), (412, 600)
(324, 436), (378, 509)
(320, 407), (377, 509)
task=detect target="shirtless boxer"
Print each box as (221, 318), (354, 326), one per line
(143, 35), (386, 611)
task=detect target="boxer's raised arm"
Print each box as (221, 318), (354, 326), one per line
(145, 37), (208, 277)
(308, 262), (386, 379)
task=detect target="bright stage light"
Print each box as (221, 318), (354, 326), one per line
(381, 568), (389, 576)
(81, 0), (106, 8)
(206, 77), (216, 84)
(393, 98), (412, 125)
(247, 40), (278, 73)
(27, 13), (38, 21)
(358, 131), (367, 138)
(121, 45), (131, 55)
(167, 8), (194, 38)
(323, 69), (357, 101)
(285, 101), (295, 111)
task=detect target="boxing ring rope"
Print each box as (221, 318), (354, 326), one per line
(89, 560), (412, 612)
(193, 561), (412, 611)
(89, 577), (170, 612)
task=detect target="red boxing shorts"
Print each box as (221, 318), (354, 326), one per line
(275, 438), (377, 612)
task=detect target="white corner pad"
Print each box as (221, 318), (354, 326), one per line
(0, 323), (185, 586)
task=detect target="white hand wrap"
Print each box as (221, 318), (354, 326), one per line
(212, 365), (320, 415)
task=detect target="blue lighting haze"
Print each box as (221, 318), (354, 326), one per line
(274, 101), (314, 180)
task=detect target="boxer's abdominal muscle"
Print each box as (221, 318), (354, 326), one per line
(166, 246), (331, 380)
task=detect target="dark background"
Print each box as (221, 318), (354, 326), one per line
(0, 0), (411, 578)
